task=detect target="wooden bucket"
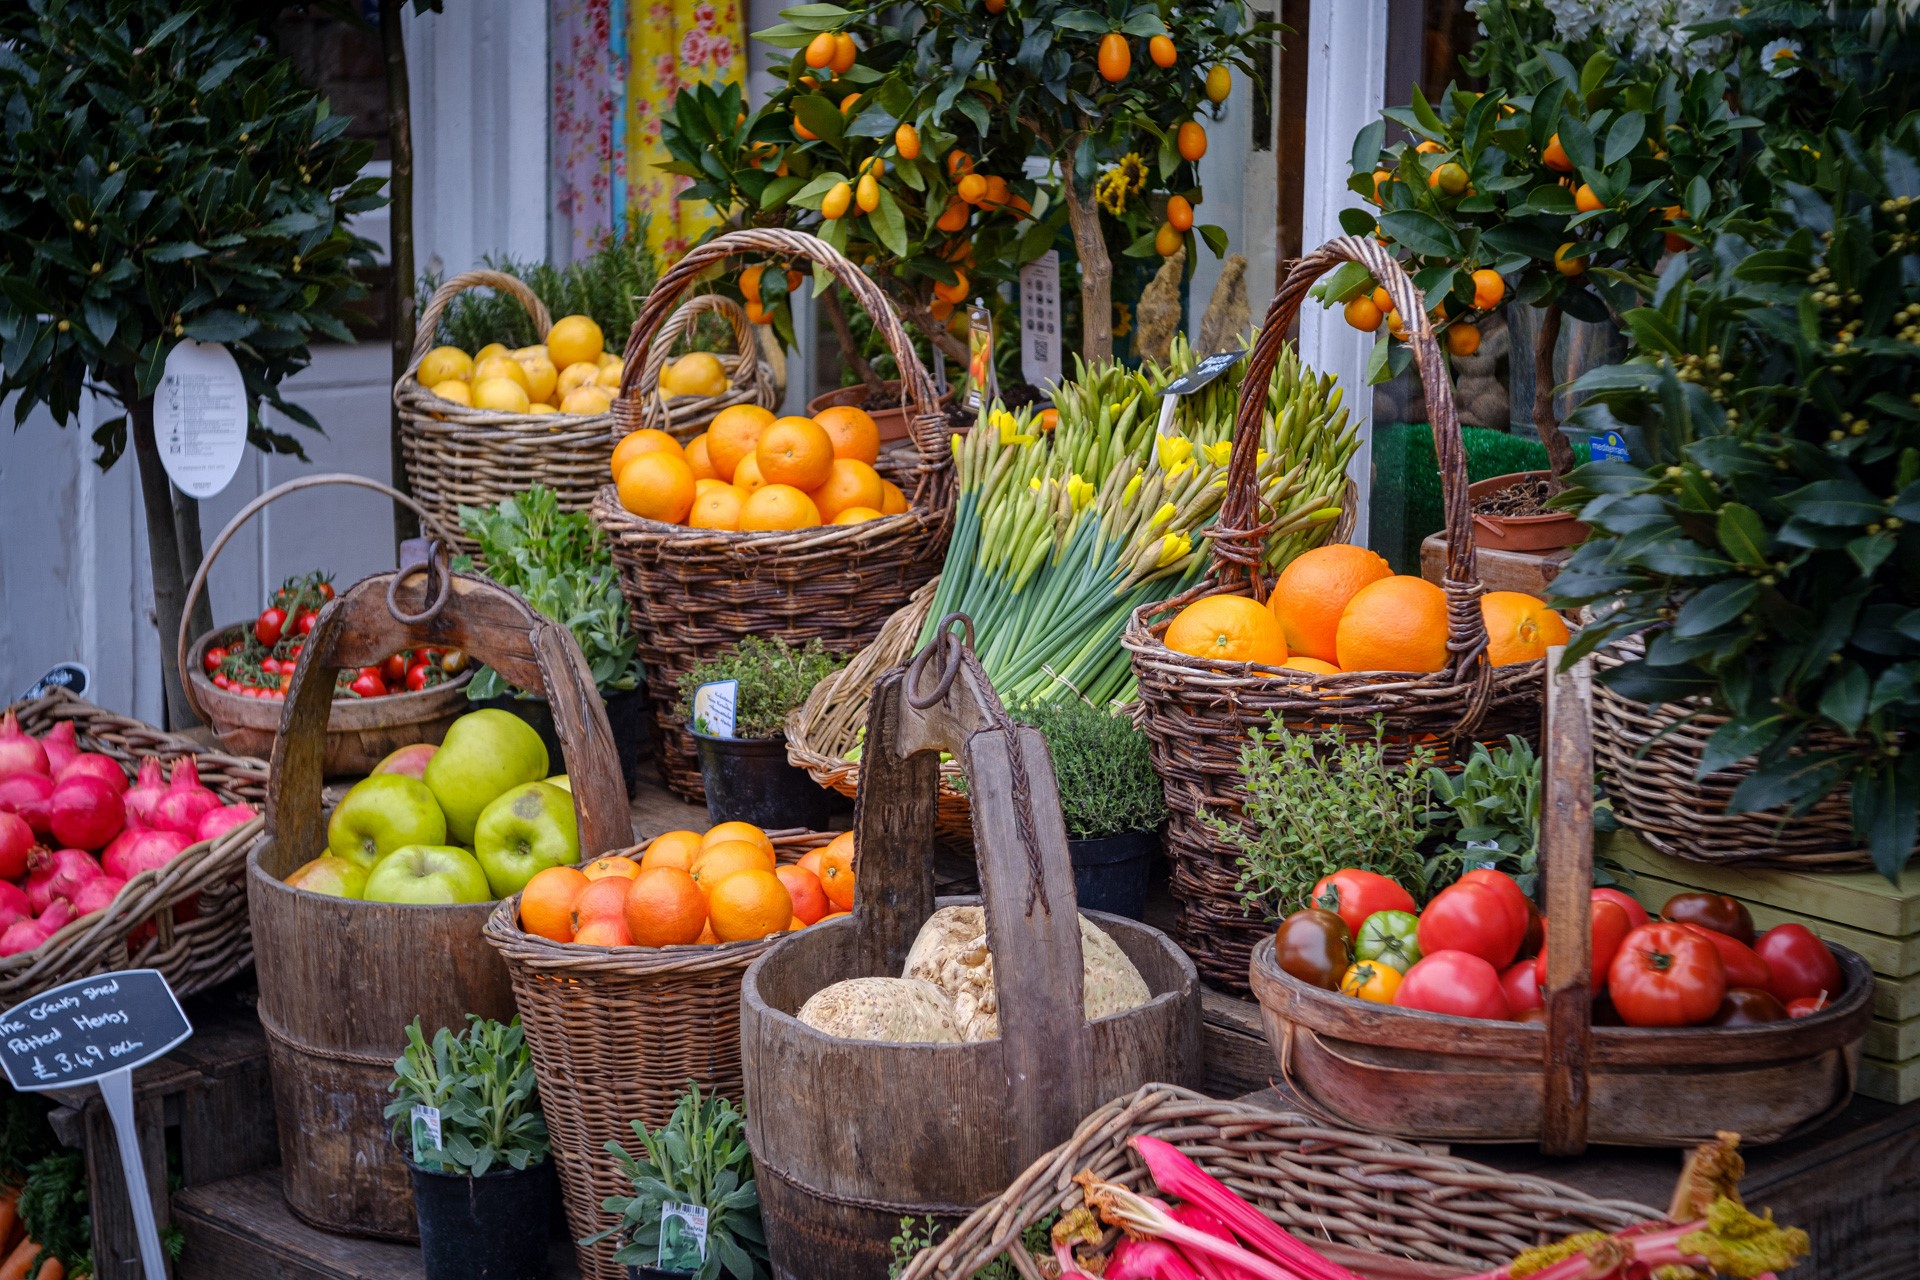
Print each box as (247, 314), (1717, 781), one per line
(248, 545), (630, 1239)
(1248, 649), (1874, 1152)
(741, 618), (1201, 1280)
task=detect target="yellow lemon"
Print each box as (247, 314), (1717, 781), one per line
(473, 342), (509, 363)
(473, 377), (531, 412)
(474, 354), (530, 393)
(546, 315), (605, 370)
(430, 379), (473, 407)
(557, 361), (602, 398)
(526, 402), (558, 414)
(659, 351), (729, 398)
(560, 385), (613, 416)
(417, 346), (473, 386)
(516, 354), (559, 404)
(596, 358), (625, 389)
(512, 343), (549, 362)
(596, 350), (621, 369)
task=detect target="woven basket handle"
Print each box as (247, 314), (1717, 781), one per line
(266, 570), (630, 863)
(634, 293), (774, 432)
(1539, 647), (1595, 1156)
(619, 228), (944, 459)
(1216, 237), (1489, 668)
(175, 474), (458, 727)
(404, 269), (554, 377)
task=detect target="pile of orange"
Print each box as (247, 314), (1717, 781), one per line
(1163, 544), (1569, 675)
(517, 822), (856, 948)
(610, 403), (910, 532)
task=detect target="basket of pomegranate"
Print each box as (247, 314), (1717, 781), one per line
(0, 690), (267, 1001)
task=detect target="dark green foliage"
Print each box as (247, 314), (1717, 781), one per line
(678, 637), (847, 739)
(1013, 697), (1164, 839)
(385, 1016), (550, 1177)
(421, 220), (661, 356)
(18, 1151), (90, 1279)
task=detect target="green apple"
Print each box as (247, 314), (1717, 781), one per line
(362, 845), (492, 905)
(473, 782), (580, 898)
(372, 743), (438, 780)
(423, 709), (549, 844)
(285, 854), (368, 899)
(326, 774), (447, 868)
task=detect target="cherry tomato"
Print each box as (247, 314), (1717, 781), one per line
(439, 648), (468, 674)
(1339, 960), (1402, 1003)
(1753, 924), (1841, 1005)
(1393, 950), (1511, 1021)
(1590, 887), (1650, 931)
(1534, 898), (1633, 994)
(1457, 868), (1531, 944)
(1501, 960), (1543, 1014)
(255, 607), (287, 647)
(212, 673), (231, 690)
(1786, 994), (1831, 1019)
(1709, 988), (1787, 1026)
(1355, 909), (1421, 970)
(316, 581), (335, 601)
(203, 645), (228, 674)
(1416, 881), (1521, 969)
(294, 609), (318, 636)
(1678, 923), (1771, 990)
(287, 642), (303, 659)
(1310, 869), (1415, 935)
(349, 669), (386, 699)
(1661, 892), (1755, 946)
(415, 647), (444, 667)
(278, 670), (294, 694)
(261, 657), (281, 677)
(405, 663), (431, 693)
(382, 653), (409, 684)
(1608, 923), (1726, 1027)
(1273, 909), (1352, 990)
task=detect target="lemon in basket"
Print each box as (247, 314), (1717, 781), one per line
(560, 385), (613, 416)
(418, 346), (473, 386)
(660, 351), (729, 399)
(431, 379), (473, 407)
(557, 361), (602, 399)
(473, 377), (532, 413)
(474, 342), (509, 363)
(516, 354), (559, 404)
(596, 358), (625, 389)
(474, 354), (530, 393)
(547, 315), (606, 370)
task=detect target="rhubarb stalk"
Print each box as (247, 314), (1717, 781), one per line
(1077, 1173), (1342, 1280)
(1130, 1136), (1364, 1280)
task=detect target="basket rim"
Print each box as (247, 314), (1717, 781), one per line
(186, 623), (475, 724)
(591, 483), (942, 547)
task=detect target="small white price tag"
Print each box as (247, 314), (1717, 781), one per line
(1019, 250), (1062, 389)
(692, 680), (739, 738)
(410, 1104), (443, 1161)
(659, 1202), (710, 1270)
(155, 340), (248, 499)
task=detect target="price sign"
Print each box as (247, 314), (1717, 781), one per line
(18, 663), (89, 703)
(1153, 348), (1252, 440)
(0, 970), (192, 1280)
(155, 340), (248, 499)
(1019, 251), (1062, 389)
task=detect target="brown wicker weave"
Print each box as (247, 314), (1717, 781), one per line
(596, 228), (952, 800)
(395, 269), (616, 558)
(1122, 237), (1549, 993)
(2, 691), (268, 1002)
(899, 1083), (1656, 1280)
(483, 829), (833, 1280)
(610, 292), (778, 443)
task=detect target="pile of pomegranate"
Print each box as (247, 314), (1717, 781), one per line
(0, 712), (256, 957)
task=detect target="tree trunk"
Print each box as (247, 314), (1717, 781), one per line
(904, 303), (969, 367)
(381, 0), (421, 549)
(122, 381), (196, 730)
(171, 485), (214, 648)
(819, 286), (888, 402)
(1533, 302), (1578, 483)
(1060, 175), (1113, 365)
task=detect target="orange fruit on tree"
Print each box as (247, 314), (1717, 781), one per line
(895, 123), (921, 159)
(740, 264), (766, 303)
(739, 483), (821, 531)
(688, 483), (745, 530)
(1165, 594), (1288, 666)
(1265, 544), (1392, 662)
(932, 270), (969, 305)
(1166, 194), (1194, 232)
(617, 450), (696, 523)
(809, 457), (885, 520)
(1574, 183), (1603, 213)
(879, 480), (909, 515)
(1446, 323), (1482, 356)
(1176, 120), (1207, 161)
(624, 867), (709, 946)
(573, 916), (632, 947)
(685, 434), (718, 480)
(946, 150), (974, 179)
(833, 506), (882, 525)
(1281, 656), (1340, 676)
(732, 452), (767, 492)
(706, 403), (775, 481)
(1414, 139), (1445, 155)
(519, 865), (589, 942)
(1344, 296), (1382, 332)
(1148, 33), (1176, 67)
(703, 821), (775, 861)
(817, 832), (856, 911)
(775, 864), (830, 924)
(756, 416), (835, 489)
(1542, 132), (1573, 172)
(1471, 268), (1506, 310)
(1371, 286), (1392, 313)
(571, 875), (633, 935)
(1097, 32), (1131, 83)
(1554, 242), (1587, 276)
(830, 32), (857, 74)
(957, 173), (988, 204)
(1481, 591), (1570, 666)
(1334, 574), (1450, 674)
(814, 404), (880, 463)
(641, 829), (704, 872)
(691, 841), (775, 891)
(582, 854), (641, 881)
(1153, 224), (1181, 257)
(935, 197), (969, 233)
(707, 869), (794, 942)
(804, 30), (836, 68)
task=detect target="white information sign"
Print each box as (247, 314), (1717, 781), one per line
(693, 679), (739, 738)
(155, 340), (248, 499)
(1019, 251), (1062, 389)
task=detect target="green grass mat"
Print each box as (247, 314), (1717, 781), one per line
(1368, 423), (1589, 574)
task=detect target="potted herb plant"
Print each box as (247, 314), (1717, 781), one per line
(677, 638), (847, 829)
(386, 1016), (553, 1280)
(1015, 699), (1166, 919)
(454, 486), (645, 789)
(585, 1084), (768, 1280)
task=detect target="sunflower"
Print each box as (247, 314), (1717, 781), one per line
(1094, 152), (1150, 216)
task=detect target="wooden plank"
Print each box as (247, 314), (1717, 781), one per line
(175, 1169), (425, 1280)
(1420, 534), (1572, 596)
(1200, 986), (1273, 1098)
(1868, 1013), (1920, 1062)
(1878, 971), (1920, 1021)
(1858, 1055), (1920, 1106)
(1618, 869), (1920, 977)
(1602, 829), (1920, 936)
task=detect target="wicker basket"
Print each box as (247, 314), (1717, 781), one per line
(899, 1083), (1657, 1280)
(2, 691), (267, 1002)
(484, 829), (834, 1280)
(596, 228), (953, 801)
(1123, 237), (1549, 993)
(395, 269), (617, 558)
(610, 292), (778, 443)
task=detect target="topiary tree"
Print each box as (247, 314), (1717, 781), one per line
(0, 0), (385, 725)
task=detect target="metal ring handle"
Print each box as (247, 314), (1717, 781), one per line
(384, 538), (454, 626)
(905, 612), (975, 710)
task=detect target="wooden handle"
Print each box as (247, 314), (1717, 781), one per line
(266, 570), (630, 862)
(1539, 646), (1595, 1156)
(405, 269), (554, 372)
(634, 293), (773, 432)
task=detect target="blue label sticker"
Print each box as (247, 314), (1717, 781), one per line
(1589, 430), (1630, 463)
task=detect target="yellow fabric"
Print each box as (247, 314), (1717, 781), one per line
(624, 0), (745, 260)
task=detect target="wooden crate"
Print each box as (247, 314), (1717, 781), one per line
(1601, 829), (1920, 1105)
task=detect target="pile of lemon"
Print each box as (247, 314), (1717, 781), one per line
(418, 314), (622, 416)
(656, 350), (734, 400)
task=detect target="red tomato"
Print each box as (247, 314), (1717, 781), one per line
(1501, 960), (1542, 1014)
(1678, 923), (1771, 990)
(1393, 951), (1511, 1021)
(261, 657), (281, 676)
(382, 653), (409, 684)
(294, 609), (318, 635)
(212, 673), (231, 690)
(415, 647), (444, 667)
(1661, 892), (1755, 946)
(1457, 868), (1530, 943)
(255, 607), (287, 647)
(1786, 994), (1831, 1019)
(316, 581), (335, 601)
(1709, 988), (1787, 1026)
(1310, 869), (1416, 935)
(349, 669), (386, 699)
(1753, 924), (1841, 1005)
(287, 642), (303, 659)
(405, 663), (431, 693)
(1534, 898), (1633, 993)
(1590, 886), (1650, 931)
(203, 645), (228, 674)
(1416, 881), (1521, 969)
(1608, 923), (1726, 1027)
(278, 670), (294, 693)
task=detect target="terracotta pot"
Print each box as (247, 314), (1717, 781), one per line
(807, 380), (950, 443)
(1467, 470), (1588, 553)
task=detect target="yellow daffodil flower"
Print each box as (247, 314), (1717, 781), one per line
(1121, 473), (1143, 505)
(1156, 531), (1193, 566)
(1156, 433), (1193, 471)
(1066, 474), (1095, 509)
(1149, 501), (1178, 529)
(1200, 440), (1233, 467)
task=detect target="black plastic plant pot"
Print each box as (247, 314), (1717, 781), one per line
(478, 686), (650, 797)
(407, 1158), (554, 1280)
(691, 725), (840, 829)
(1067, 828), (1159, 919)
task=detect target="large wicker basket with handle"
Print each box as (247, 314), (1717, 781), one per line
(596, 227), (953, 801)
(609, 291), (778, 444)
(395, 269), (617, 557)
(1123, 236), (1549, 992)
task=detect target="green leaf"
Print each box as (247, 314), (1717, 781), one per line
(1602, 110), (1644, 167)
(791, 95), (844, 144)
(1407, 83), (1446, 138)
(1671, 579), (1758, 637)
(1314, 261), (1374, 305)
(1197, 224), (1228, 257)
(1052, 10), (1110, 32)
(1698, 716), (1787, 777)
(1818, 664), (1870, 736)
(868, 188), (909, 258)
(1349, 119), (1386, 176)
(760, 175), (805, 208)
(1716, 503), (1769, 567)
(146, 241), (207, 262)
(1376, 209), (1459, 257)
(1783, 479), (1882, 527)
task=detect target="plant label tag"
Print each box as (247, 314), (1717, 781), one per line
(693, 680), (738, 738)
(659, 1202), (710, 1270)
(964, 302), (997, 411)
(410, 1104), (443, 1161)
(1589, 430), (1630, 463)
(155, 340), (249, 499)
(1160, 348), (1247, 398)
(1019, 251), (1062, 389)
(19, 662), (90, 702)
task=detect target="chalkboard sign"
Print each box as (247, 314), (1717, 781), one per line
(0, 970), (191, 1092)
(1160, 349), (1247, 398)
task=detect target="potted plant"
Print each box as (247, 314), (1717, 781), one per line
(454, 486), (645, 790)
(677, 638), (847, 829)
(585, 1084), (769, 1280)
(386, 1016), (554, 1280)
(1014, 698), (1166, 919)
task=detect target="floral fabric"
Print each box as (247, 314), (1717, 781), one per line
(551, 0), (619, 263)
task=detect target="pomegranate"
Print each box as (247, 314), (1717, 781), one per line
(27, 848), (95, 913)
(70, 875), (125, 917)
(49, 774), (125, 851)
(105, 829), (191, 880)
(0, 880), (29, 920)
(38, 899), (73, 933)
(0, 772), (54, 836)
(0, 916), (50, 956)
(195, 802), (258, 844)
(39, 722), (79, 776)
(59, 752), (129, 795)
(124, 758), (166, 827)
(0, 811), (33, 880)
(152, 757), (220, 836)
(0, 711), (49, 780)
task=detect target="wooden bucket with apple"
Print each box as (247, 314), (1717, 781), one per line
(247, 540), (630, 1241)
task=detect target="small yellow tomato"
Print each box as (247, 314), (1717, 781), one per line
(1340, 961), (1402, 1003)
